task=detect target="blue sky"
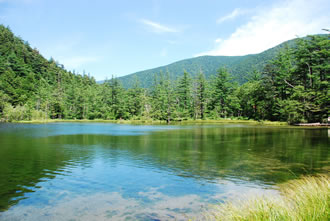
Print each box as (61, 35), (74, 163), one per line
(0, 0), (329, 80)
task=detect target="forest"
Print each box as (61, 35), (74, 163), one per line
(0, 25), (329, 124)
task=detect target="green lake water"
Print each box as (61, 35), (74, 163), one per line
(0, 123), (328, 220)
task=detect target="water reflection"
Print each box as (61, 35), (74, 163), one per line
(1, 190), (205, 220)
(0, 123), (328, 220)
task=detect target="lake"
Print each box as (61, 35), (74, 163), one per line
(0, 123), (328, 220)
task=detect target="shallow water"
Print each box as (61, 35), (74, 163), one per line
(0, 123), (328, 220)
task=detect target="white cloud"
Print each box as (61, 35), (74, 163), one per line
(196, 0), (330, 57)
(140, 19), (179, 33)
(215, 38), (222, 43)
(217, 8), (244, 24)
(58, 56), (99, 70)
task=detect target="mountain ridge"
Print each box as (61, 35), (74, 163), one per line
(114, 37), (298, 88)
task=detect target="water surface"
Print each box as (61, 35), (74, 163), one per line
(0, 123), (328, 220)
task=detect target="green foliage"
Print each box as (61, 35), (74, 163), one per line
(208, 68), (234, 118)
(149, 72), (177, 122)
(193, 72), (208, 119)
(176, 71), (193, 119)
(3, 104), (30, 122)
(260, 34), (330, 123)
(31, 109), (48, 121)
(0, 25), (328, 124)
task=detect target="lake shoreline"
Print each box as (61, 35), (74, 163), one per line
(8, 118), (292, 126)
(10, 119), (330, 127)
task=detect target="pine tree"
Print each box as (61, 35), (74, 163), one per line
(177, 70), (192, 119)
(193, 72), (207, 119)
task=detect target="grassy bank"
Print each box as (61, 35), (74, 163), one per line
(178, 119), (288, 126)
(12, 118), (288, 126)
(207, 176), (329, 221)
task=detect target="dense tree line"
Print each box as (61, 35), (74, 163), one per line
(0, 25), (328, 124)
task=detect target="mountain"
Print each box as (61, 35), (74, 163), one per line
(117, 38), (297, 88)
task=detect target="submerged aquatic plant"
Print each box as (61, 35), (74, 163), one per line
(208, 176), (329, 221)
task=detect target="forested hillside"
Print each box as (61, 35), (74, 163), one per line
(0, 25), (100, 120)
(0, 25), (328, 124)
(118, 38), (296, 88)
